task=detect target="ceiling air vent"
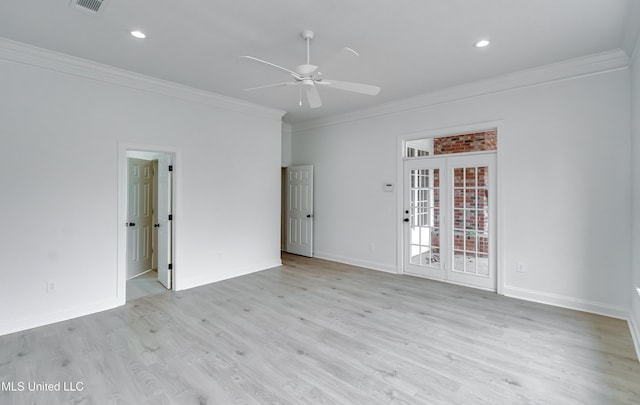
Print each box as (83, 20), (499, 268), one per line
(73, 0), (106, 14)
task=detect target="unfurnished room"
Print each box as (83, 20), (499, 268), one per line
(1, 0), (640, 404)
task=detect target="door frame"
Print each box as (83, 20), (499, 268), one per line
(396, 121), (505, 294)
(117, 142), (181, 304)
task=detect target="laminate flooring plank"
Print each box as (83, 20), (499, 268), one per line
(1, 253), (639, 404)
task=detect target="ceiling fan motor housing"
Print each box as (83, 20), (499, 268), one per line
(296, 64), (318, 77)
(301, 30), (315, 40)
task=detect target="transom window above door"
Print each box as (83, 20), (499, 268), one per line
(406, 129), (497, 158)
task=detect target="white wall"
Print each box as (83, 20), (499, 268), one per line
(630, 41), (640, 354)
(0, 39), (284, 335)
(281, 123), (292, 167)
(291, 53), (632, 318)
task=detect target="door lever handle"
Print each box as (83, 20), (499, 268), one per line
(403, 218), (409, 222)
(154, 224), (160, 228)
(307, 214), (312, 218)
(126, 222), (136, 227)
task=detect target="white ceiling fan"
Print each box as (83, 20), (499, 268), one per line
(241, 30), (381, 108)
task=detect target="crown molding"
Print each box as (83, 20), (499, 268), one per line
(622, 0), (640, 60)
(0, 37), (285, 121)
(292, 49), (629, 133)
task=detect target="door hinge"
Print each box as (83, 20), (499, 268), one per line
(168, 214), (173, 220)
(168, 263), (173, 270)
(168, 165), (173, 172)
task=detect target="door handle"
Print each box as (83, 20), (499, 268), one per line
(403, 218), (409, 222)
(307, 214), (312, 218)
(154, 224), (160, 228)
(126, 222), (136, 227)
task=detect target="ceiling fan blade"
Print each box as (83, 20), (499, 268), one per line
(343, 47), (360, 57)
(317, 47), (360, 76)
(240, 56), (301, 79)
(305, 86), (322, 108)
(319, 80), (381, 96)
(244, 82), (297, 91)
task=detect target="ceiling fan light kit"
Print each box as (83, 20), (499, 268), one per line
(241, 30), (381, 109)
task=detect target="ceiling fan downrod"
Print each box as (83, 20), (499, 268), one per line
(301, 30), (315, 65)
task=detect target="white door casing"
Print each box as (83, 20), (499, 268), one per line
(286, 165), (313, 257)
(127, 158), (153, 278)
(403, 153), (497, 291)
(119, 144), (179, 302)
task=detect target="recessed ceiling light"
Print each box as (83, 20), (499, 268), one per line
(475, 39), (490, 48)
(130, 30), (146, 39)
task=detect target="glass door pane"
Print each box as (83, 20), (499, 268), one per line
(451, 166), (489, 277)
(409, 168), (440, 269)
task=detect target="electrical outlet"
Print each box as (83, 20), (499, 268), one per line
(516, 262), (525, 273)
(46, 282), (56, 293)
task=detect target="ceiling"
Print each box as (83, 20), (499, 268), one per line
(0, 0), (638, 123)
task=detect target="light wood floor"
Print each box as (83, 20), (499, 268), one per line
(1, 253), (639, 404)
(127, 270), (168, 301)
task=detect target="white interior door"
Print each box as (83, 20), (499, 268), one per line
(156, 154), (173, 289)
(127, 158), (153, 278)
(403, 153), (496, 291)
(286, 165), (313, 257)
(151, 160), (158, 271)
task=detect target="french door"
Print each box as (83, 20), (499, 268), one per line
(403, 153), (496, 291)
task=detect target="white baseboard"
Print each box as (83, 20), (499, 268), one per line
(503, 284), (628, 320)
(1, 260), (284, 337)
(309, 255), (629, 320)
(313, 251), (398, 274)
(290, 253), (638, 359)
(0, 297), (121, 337)
(176, 260), (282, 291)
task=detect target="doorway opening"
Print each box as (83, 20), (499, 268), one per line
(119, 147), (175, 302)
(401, 129), (498, 291)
